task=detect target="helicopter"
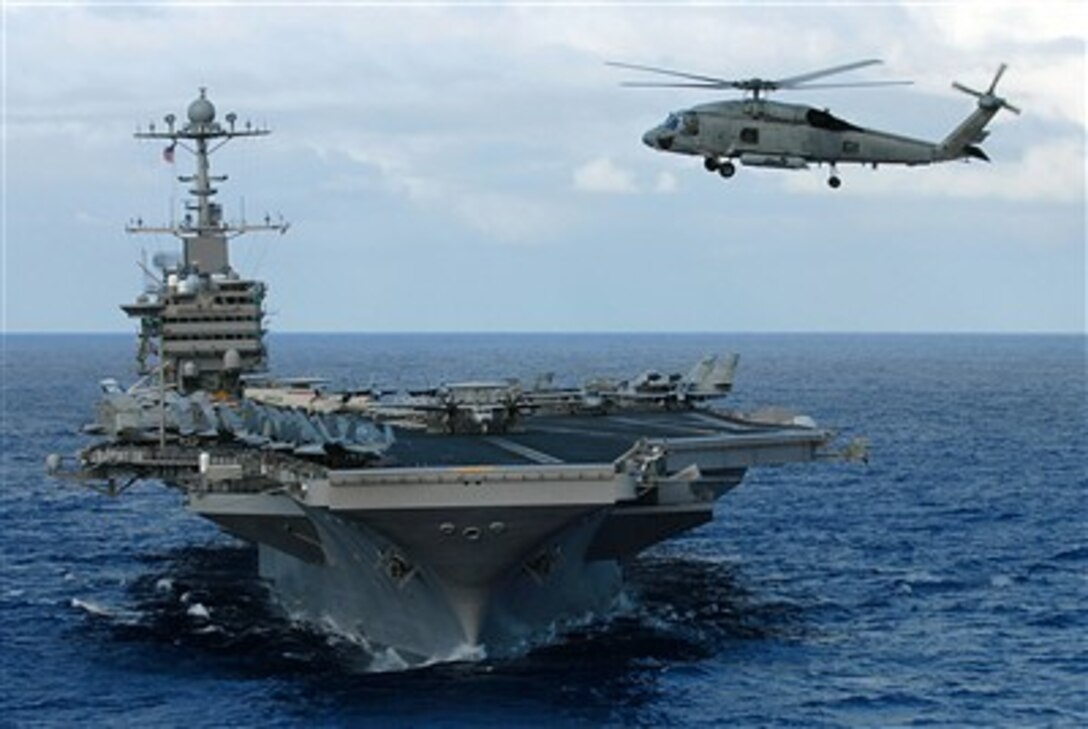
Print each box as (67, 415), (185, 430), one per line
(607, 59), (1020, 188)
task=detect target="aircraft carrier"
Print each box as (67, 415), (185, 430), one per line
(49, 90), (864, 664)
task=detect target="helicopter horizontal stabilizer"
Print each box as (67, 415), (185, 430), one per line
(963, 145), (990, 162)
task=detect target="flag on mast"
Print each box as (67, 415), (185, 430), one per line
(163, 143), (176, 164)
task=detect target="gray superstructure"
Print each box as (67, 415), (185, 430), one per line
(50, 90), (864, 665)
(121, 88), (286, 394)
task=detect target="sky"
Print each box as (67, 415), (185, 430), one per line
(2, 1), (1085, 333)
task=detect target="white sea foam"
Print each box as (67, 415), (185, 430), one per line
(70, 597), (141, 624)
(435, 642), (486, 665)
(186, 602), (210, 620)
(300, 610), (490, 673)
(367, 647), (412, 673)
(71, 597), (112, 617)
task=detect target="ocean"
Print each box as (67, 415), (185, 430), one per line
(2, 333), (1085, 727)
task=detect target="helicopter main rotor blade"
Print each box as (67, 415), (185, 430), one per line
(773, 58), (884, 88)
(609, 58), (909, 96)
(620, 81), (730, 89)
(790, 80), (914, 90)
(606, 61), (732, 87)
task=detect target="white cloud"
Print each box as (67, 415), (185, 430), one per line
(347, 147), (443, 206)
(453, 192), (566, 244)
(654, 171), (679, 194)
(904, 2), (1085, 52)
(572, 157), (638, 193)
(890, 5), (1085, 130)
(320, 133), (565, 243)
(944, 136), (1086, 202)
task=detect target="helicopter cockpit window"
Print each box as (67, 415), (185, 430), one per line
(663, 113), (680, 131)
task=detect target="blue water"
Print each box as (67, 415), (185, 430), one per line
(2, 333), (1085, 727)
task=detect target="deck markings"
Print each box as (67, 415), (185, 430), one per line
(485, 437), (565, 465)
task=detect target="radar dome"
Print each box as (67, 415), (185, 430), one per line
(223, 349), (242, 371)
(187, 88), (215, 124)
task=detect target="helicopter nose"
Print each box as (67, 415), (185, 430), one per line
(642, 128), (673, 150)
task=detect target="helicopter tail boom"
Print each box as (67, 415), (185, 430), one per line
(937, 64), (1019, 162)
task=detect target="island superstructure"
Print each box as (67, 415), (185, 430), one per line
(50, 90), (864, 664)
(121, 87), (287, 395)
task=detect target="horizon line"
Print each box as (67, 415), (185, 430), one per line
(3, 329), (1085, 337)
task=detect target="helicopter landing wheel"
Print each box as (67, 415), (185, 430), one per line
(828, 175), (842, 189)
(719, 161), (736, 179)
(704, 157), (720, 172)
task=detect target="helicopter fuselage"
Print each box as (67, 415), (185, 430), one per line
(643, 99), (965, 171)
(621, 61), (1013, 188)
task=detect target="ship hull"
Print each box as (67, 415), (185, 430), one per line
(256, 504), (625, 663)
(75, 410), (835, 663)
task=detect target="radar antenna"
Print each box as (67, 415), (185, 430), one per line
(128, 87), (289, 275)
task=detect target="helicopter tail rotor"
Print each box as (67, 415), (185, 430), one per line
(938, 63), (1019, 162)
(951, 63), (1021, 114)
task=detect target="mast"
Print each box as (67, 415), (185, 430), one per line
(128, 87), (288, 271)
(122, 89), (289, 396)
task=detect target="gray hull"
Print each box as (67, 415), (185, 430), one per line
(258, 504), (623, 662)
(87, 410), (840, 663)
